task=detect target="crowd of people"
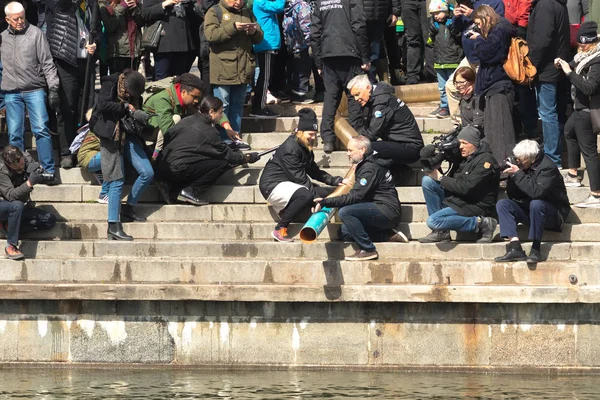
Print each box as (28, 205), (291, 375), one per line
(0, 0), (596, 262)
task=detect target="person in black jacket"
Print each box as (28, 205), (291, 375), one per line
(310, 0), (370, 153)
(314, 136), (404, 261)
(158, 96), (260, 206)
(494, 140), (570, 263)
(419, 125), (500, 243)
(347, 75), (424, 167)
(259, 108), (344, 242)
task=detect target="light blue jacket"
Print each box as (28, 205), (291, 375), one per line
(253, 0), (285, 52)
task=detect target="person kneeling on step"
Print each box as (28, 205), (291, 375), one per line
(313, 136), (403, 261)
(157, 96), (261, 206)
(0, 146), (57, 260)
(494, 140), (570, 264)
(419, 126), (500, 244)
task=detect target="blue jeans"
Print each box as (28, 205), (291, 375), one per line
(337, 203), (398, 252)
(5, 89), (54, 173)
(536, 82), (561, 167)
(0, 61), (5, 112)
(86, 152), (109, 197)
(435, 68), (454, 110)
(422, 176), (478, 232)
(213, 85), (246, 133)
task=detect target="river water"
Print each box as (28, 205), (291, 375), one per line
(0, 368), (598, 399)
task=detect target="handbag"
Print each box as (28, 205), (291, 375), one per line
(591, 94), (600, 135)
(141, 21), (163, 51)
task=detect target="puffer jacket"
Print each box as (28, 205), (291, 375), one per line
(100, 1), (145, 59)
(46, 0), (101, 66)
(364, 0), (400, 22)
(205, 1), (264, 85)
(253, 0), (285, 52)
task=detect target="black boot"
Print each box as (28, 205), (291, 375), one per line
(177, 187), (209, 206)
(107, 222), (133, 241)
(494, 241), (527, 262)
(121, 204), (147, 222)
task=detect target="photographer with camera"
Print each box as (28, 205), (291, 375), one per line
(419, 125), (500, 243)
(494, 140), (570, 263)
(0, 146), (57, 260)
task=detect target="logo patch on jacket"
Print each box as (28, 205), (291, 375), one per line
(223, 13), (231, 20)
(484, 162), (491, 169)
(374, 111), (383, 118)
(359, 178), (367, 186)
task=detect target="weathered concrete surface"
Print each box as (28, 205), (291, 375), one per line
(1, 301), (600, 369)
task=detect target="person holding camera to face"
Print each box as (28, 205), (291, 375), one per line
(494, 140), (570, 263)
(0, 146), (58, 260)
(419, 126), (500, 243)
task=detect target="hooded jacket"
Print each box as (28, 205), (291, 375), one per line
(439, 141), (500, 217)
(526, 0), (571, 82)
(358, 82), (424, 149)
(310, 0), (370, 68)
(507, 151), (570, 222)
(0, 151), (39, 203)
(320, 153), (401, 221)
(259, 134), (343, 199)
(253, 0), (285, 52)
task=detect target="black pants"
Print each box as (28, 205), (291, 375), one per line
(277, 185), (333, 229)
(0, 201), (56, 247)
(55, 58), (96, 155)
(289, 49), (311, 94)
(253, 52), (275, 111)
(565, 109), (600, 191)
(321, 57), (363, 144)
(312, 59), (325, 93)
(401, 0), (427, 81)
(384, 25), (402, 71)
(158, 158), (230, 196)
(154, 52), (195, 80)
(108, 57), (141, 74)
(371, 141), (421, 165)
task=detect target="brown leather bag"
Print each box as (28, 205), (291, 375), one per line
(503, 37), (537, 86)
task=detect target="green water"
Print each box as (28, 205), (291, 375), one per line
(0, 368), (597, 399)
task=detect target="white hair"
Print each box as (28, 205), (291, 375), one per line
(346, 74), (371, 91)
(513, 139), (540, 162)
(5, 1), (25, 16)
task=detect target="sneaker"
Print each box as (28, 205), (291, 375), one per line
(4, 244), (24, 260)
(477, 217), (498, 243)
(249, 107), (281, 119)
(266, 91), (277, 105)
(418, 230), (451, 243)
(563, 173), (582, 187)
(389, 229), (409, 243)
(97, 193), (109, 204)
(575, 194), (600, 208)
(428, 106), (442, 117)
(232, 139), (251, 150)
(272, 227), (294, 242)
(60, 155), (74, 169)
(437, 108), (450, 118)
(345, 249), (379, 261)
(266, 91), (290, 105)
(323, 142), (335, 153)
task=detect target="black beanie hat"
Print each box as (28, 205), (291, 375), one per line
(123, 71), (146, 98)
(578, 21), (599, 44)
(297, 108), (319, 131)
(457, 125), (481, 147)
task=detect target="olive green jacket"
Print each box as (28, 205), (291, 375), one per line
(589, 0), (599, 24)
(204, 1), (264, 85)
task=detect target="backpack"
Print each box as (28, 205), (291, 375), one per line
(503, 37), (537, 86)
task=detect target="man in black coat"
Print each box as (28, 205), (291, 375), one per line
(495, 140), (570, 263)
(313, 135), (404, 261)
(419, 126), (500, 243)
(310, 0), (370, 153)
(525, 0), (570, 168)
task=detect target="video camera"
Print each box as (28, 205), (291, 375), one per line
(419, 126), (462, 175)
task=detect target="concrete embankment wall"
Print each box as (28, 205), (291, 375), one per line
(1, 300), (599, 370)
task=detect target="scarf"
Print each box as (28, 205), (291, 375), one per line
(115, 73), (128, 148)
(174, 83), (186, 112)
(575, 43), (600, 75)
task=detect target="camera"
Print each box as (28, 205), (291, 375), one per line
(34, 167), (55, 183)
(419, 127), (462, 174)
(502, 156), (517, 170)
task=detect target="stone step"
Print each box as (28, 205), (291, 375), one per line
(243, 102), (440, 118)
(0, 259), (591, 287)
(0, 282), (595, 303)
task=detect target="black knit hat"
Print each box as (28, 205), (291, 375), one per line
(297, 108), (319, 131)
(578, 21), (599, 44)
(123, 70), (146, 98)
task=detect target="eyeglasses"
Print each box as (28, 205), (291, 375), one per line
(454, 80), (469, 87)
(8, 16), (25, 22)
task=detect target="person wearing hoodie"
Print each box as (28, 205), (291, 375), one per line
(419, 125), (500, 243)
(347, 75), (424, 167)
(313, 136), (404, 261)
(526, 0), (570, 167)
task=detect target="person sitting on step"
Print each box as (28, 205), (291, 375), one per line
(76, 130), (110, 204)
(419, 125), (500, 244)
(494, 140), (570, 264)
(156, 96), (261, 205)
(0, 146), (57, 260)
(259, 108), (345, 242)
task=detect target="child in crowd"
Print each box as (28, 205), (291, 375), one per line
(428, 0), (464, 118)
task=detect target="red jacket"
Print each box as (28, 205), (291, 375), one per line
(504, 0), (533, 28)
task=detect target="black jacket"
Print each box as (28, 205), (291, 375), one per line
(526, 0), (570, 83)
(507, 152), (570, 222)
(142, 0), (202, 54)
(440, 141), (500, 217)
(459, 93), (484, 129)
(429, 17), (463, 66)
(310, 0), (370, 68)
(259, 134), (342, 198)
(0, 151), (39, 203)
(321, 153), (401, 221)
(89, 74), (131, 140)
(568, 54), (600, 111)
(161, 112), (244, 171)
(364, 0), (400, 22)
(358, 82), (424, 149)
(46, 0), (101, 66)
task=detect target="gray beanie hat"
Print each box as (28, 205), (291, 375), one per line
(457, 125), (481, 147)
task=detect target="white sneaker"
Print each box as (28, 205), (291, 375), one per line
(97, 194), (109, 204)
(575, 194), (600, 208)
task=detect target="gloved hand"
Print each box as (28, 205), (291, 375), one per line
(132, 109), (151, 125)
(28, 169), (43, 186)
(48, 89), (60, 111)
(245, 152), (260, 164)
